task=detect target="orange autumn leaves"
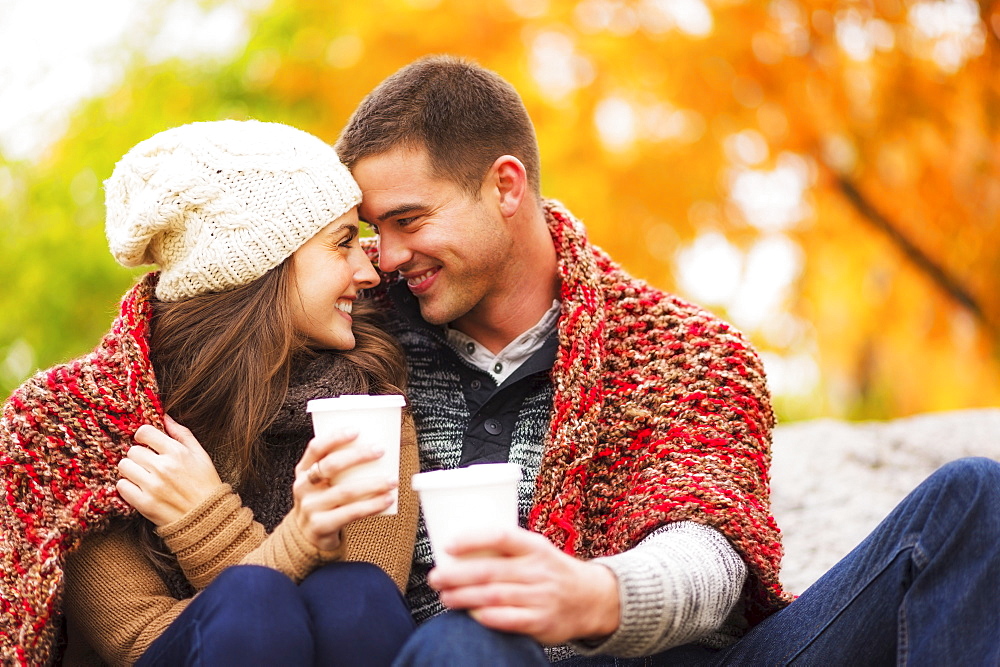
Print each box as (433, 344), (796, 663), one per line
(1, 0), (997, 419)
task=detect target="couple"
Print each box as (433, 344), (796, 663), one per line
(2, 56), (998, 666)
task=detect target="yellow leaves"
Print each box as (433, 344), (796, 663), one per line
(1, 0), (997, 419)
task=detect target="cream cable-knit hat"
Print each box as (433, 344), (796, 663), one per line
(105, 119), (362, 301)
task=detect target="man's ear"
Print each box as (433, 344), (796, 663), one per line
(487, 155), (527, 218)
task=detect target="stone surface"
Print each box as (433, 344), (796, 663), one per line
(769, 408), (1000, 594)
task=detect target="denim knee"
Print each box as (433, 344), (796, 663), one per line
(210, 564), (298, 604)
(932, 457), (1000, 497)
(300, 561), (402, 605)
(202, 565), (311, 648)
(299, 562), (414, 666)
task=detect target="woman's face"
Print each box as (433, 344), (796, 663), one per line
(288, 208), (380, 350)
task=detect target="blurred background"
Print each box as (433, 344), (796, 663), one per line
(1, 0), (997, 422)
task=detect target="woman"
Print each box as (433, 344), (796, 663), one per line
(0, 120), (418, 665)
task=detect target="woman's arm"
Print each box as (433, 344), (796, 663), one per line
(116, 419), (401, 586)
(155, 483), (338, 587)
(158, 418), (421, 591)
(65, 420), (418, 662)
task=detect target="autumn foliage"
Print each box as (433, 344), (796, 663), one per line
(1, 0), (998, 420)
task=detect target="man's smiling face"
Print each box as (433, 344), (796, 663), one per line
(352, 145), (513, 328)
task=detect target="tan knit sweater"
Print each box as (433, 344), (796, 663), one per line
(61, 420), (419, 666)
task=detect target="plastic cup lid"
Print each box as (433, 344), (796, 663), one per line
(307, 394), (407, 412)
(411, 463), (522, 491)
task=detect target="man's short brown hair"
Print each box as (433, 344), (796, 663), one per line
(335, 55), (541, 196)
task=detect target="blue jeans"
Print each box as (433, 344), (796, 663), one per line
(137, 562), (415, 666)
(396, 457), (1000, 666)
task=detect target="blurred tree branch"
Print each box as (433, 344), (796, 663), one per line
(834, 174), (992, 335)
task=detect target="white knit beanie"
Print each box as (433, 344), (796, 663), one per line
(105, 119), (362, 301)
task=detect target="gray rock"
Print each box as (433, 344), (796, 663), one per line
(770, 408), (1000, 594)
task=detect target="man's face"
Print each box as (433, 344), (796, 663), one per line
(352, 146), (511, 327)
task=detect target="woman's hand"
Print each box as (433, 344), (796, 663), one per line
(292, 431), (398, 552)
(117, 415), (225, 527)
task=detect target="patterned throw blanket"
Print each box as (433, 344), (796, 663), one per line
(530, 201), (790, 625)
(0, 276), (162, 665)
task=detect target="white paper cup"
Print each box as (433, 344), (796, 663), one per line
(411, 463), (522, 566)
(306, 394), (406, 515)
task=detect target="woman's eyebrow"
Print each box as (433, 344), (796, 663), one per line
(327, 221), (359, 237)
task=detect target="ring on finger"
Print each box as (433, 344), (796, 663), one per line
(307, 461), (327, 485)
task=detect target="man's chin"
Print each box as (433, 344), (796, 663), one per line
(416, 298), (462, 327)
(417, 306), (452, 326)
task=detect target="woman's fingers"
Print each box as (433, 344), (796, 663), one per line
(134, 417), (207, 456)
(115, 478), (144, 509)
(296, 439), (383, 487)
(133, 424), (180, 455)
(118, 421), (225, 526)
(308, 493), (396, 533)
(116, 456), (150, 484)
(163, 415), (204, 451)
(293, 473), (398, 550)
(296, 481), (398, 550)
(292, 437), (397, 551)
(119, 444), (157, 476)
(317, 446), (385, 483)
(296, 431), (361, 471)
(300, 475), (397, 510)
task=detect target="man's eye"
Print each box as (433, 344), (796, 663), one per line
(397, 216), (417, 226)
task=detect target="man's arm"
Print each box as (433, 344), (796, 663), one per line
(574, 521), (746, 656)
(428, 520), (745, 654)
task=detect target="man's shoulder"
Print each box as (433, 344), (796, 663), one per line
(596, 267), (759, 359)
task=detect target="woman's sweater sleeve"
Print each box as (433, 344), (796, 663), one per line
(156, 484), (341, 588)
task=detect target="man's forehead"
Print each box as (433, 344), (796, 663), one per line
(353, 144), (432, 183)
(354, 146), (457, 221)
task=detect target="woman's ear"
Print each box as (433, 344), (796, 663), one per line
(487, 155), (527, 218)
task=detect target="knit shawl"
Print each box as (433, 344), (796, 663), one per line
(531, 200), (789, 624)
(1, 275), (162, 665)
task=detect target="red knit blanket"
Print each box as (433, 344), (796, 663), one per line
(0, 276), (162, 665)
(528, 201), (789, 626)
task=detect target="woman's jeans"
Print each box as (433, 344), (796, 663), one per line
(136, 561), (415, 667)
(395, 457), (1000, 666)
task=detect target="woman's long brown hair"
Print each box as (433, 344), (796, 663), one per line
(134, 258), (407, 572)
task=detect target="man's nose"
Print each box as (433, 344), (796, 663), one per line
(377, 232), (410, 273)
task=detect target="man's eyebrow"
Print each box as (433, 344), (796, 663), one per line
(375, 204), (424, 223)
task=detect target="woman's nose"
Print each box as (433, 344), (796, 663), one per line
(354, 249), (381, 289)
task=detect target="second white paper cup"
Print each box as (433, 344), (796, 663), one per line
(411, 463), (522, 566)
(306, 394), (406, 516)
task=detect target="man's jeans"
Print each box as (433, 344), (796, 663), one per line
(394, 457), (1000, 666)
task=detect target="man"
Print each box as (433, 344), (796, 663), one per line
(335, 56), (1000, 665)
